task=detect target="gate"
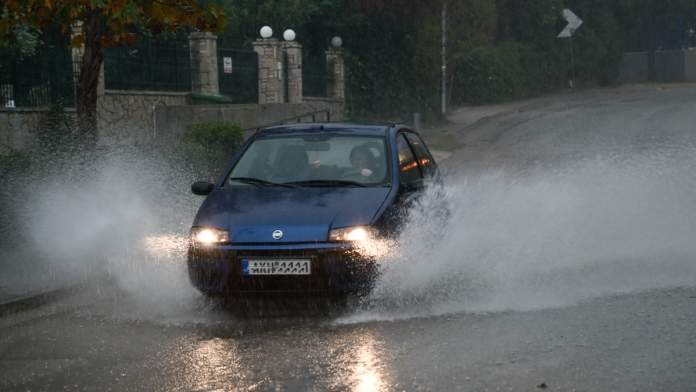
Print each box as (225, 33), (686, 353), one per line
(103, 36), (195, 92)
(217, 48), (258, 104)
(302, 53), (333, 98)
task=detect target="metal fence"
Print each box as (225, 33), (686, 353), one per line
(0, 48), (80, 108)
(302, 53), (333, 98)
(217, 47), (258, 104)
(103, 36), (196, 92)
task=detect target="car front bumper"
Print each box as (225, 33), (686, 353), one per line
(187, 242), (376, 296)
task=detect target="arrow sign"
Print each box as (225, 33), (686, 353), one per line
(558, 9), (582, 38)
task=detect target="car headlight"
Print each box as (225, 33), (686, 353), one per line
(190, 227), (230, 244)
(328, 226), (371, 242)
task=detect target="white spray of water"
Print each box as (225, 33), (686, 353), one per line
(7, 144), (696, 324)
(342, 149), (696, 323)
(7, 150), (224, 324)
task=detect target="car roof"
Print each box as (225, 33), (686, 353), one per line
(255, 122), (398, 137)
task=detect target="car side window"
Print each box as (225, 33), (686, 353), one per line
(405, 133), (438, 178)
(396, 133), (422, 183)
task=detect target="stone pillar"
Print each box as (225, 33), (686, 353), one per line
(253, 38), (284, 103)
(70, 23), (84, 62)
(283, 41), (303, 103)
(325, 49), (345, 100)
(189, 32), (219, 94)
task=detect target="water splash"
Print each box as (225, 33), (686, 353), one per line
(343, 149), (696, 323)
(1, 147), (223, 324)
(4, 143), (696, 324)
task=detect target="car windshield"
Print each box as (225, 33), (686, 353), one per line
(223, 135), (390, 188)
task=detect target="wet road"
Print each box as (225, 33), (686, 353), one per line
(2, 282), (695, 391)
(2, 85), (696, 391)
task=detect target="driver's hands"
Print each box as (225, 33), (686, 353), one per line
(361, 169), (372, 177)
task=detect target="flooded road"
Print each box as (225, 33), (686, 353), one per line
(2, 86), (696, 391)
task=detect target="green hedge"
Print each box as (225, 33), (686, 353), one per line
(178, 120), (245, 182)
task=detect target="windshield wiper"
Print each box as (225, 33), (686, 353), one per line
(228, 177), (297, 188)
(285, 180), (367, 188)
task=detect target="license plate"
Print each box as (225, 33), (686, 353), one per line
(242, 259), (311, 275)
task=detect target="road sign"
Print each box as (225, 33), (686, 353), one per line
(558, 9), (582, 92)
(558, 9), (582, 38)
(223, 57), (232, 73)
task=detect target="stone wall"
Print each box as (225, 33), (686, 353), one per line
(97, 90), (187, 145)
(0, 107), (76, 153)
(155, 99), (344, 142)
(189, 32), (219, 94)
(284, 42), (303, 104)
(253, 39), (284, 104)
(326, 50), (345, 100)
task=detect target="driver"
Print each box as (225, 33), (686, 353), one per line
(349, 145), (375, 178)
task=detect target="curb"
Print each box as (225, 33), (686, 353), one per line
(0, 285), (74, 317)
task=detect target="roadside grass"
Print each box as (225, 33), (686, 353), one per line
(428, 133), (461, 151)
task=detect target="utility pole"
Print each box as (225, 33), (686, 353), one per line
(441, 1), (446, 122)
(570, 32), (576, 92)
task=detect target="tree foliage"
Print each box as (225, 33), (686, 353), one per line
(1, 0), (227, 48)
(1, 0), (227, 152)
(0, 23), (41, 61)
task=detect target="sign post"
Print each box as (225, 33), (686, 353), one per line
(223, 57), (232, 74)
(558, 9), (583, 92)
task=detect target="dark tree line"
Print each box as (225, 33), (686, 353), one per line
(213, 0), (696, 123)
(4, 0), (696, 139)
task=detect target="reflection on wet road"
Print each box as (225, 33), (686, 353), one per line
(2, 282), (695, 391)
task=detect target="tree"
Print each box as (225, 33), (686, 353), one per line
(0, 0), (227, 152)
(0, 23), (41, 61)
(619, 0), (696, 82)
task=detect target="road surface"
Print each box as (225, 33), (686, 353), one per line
(2, 85), (695, 391)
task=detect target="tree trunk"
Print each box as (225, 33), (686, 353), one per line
(647, 16), (657, 82)
(76, 8), (103, 152)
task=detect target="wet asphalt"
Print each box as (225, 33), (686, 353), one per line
(2, 280), (695, 391)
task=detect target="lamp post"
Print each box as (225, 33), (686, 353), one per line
(283, 29), (296, 41)
(260, 26), (272, 38)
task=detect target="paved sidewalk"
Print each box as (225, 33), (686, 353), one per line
(421, 84), (691, 145)
(0, 249), (83, 314)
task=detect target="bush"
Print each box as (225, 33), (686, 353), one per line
(179, 120), (245, 182)
(182, 120), (244, 152)
(453, 46), (516, 105)
(452, 40), (566, 106)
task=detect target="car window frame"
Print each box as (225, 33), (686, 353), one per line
(221, 133), (393, 188)
(404, 132), (439, 180)
(395, 132), (424, 185)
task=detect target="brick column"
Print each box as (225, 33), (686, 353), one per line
(283, 41), (303, 103)
(253, 38), (284, 103)
(189, 32), (219, 94)
(325, 49), (345, 100)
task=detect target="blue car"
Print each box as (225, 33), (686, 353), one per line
(187, 122), (441, 298)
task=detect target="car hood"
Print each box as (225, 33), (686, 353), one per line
(193, 187), (391, 243)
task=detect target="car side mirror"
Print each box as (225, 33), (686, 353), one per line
(191, 182), (214, 196)
(404, 179), (424, 191)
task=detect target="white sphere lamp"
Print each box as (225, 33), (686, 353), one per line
(260, 26), (273, 38)
(331, 36), (342, 48)
(283, 29), (296, 41)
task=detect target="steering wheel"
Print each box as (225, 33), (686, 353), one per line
(339, 170), (365, 181)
